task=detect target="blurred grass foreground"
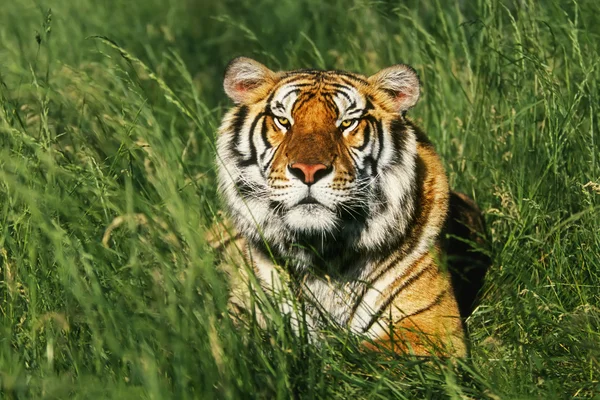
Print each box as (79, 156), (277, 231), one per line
(1, 0), (599, 398)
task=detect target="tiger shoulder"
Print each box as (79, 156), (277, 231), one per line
(210, 57), (490, 357)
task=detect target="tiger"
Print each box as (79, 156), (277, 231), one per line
(210, 57), (490, 357)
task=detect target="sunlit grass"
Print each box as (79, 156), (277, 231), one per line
(0, 0), (599, 398)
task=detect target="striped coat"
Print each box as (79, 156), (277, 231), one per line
(211, 57), (489, 357)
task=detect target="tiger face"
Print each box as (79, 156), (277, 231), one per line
(217, 57), (422, 266)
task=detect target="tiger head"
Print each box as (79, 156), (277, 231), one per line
(217, 57), (422, 267)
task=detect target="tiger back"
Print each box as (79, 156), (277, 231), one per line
(211, 57), (489, 357)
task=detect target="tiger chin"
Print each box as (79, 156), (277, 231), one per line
(210, 57), (490, 357)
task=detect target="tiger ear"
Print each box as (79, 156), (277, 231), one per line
(368, 64), (420, 113)
(224, 57), (277, 104)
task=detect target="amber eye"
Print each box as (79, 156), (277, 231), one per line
(274, 116), (291, 131)
(340, 119), (359, 131)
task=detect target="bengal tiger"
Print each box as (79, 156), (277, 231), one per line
(210, 57), (490, 357)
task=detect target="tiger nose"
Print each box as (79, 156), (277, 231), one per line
(288, 163), (331, 185)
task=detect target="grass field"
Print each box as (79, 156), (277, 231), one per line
(1, 0), (599, 398)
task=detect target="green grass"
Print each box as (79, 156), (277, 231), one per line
(1, 0), (599, 398)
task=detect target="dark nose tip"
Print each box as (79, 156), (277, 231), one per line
(288, 163), (331, 185)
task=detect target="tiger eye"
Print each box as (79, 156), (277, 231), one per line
(277, 117), (289, 126)
(341, 119), (353, 128)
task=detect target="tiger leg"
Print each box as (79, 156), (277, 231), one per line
(364, 289), (466, 357)
(363, 254), (467, 357)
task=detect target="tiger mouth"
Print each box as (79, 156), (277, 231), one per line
(291, 195), (337, 213)
(296, 196), (320, 205)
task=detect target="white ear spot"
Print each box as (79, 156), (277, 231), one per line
(368, 64), (420, 113)
(223, 57), (277, 104)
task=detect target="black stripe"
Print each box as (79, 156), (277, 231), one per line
(281, 88), (300, 102)
(234, 178), (255, 198)
(266, 89), (278, 104)
(326, 83), (353, 96)
(337, 75), (367, 87)
(355, 121), (371, 151)
(284, 70), (324, 76)
(323, 72), (368, 85)
(230, 106), (249, 157)
(348, 248), (413, 325)
(398, 288), (448, 322)
(333, 90), (353, 105)
(239, 113), (265, 167)
(284, 69), (324, 75)
(282, 70), (366, 86)
(323, 93), (339, 115)
(287, 83), (315, 88)
(363, 263), (434, 332)
(260, 117), (272, 150)
(263, 148), (277, 173)
(345, 146), (360, 166)
(372, 183), (387, 213)
(266, 84), (304, 104)
(325, 85), (356, 104)
(273, 101), (285, 112)
(257, 118), (271, 177)
(344, 102), (358, 114)
(389, 119), (408, 165)
(292, 91), (318, 113)
(373, 119), (385, 172)
(411, 122), (434, 147)
(363, 156), (376, 176)
(349, 147), (362, 161)
(269, 200), (285, 215)
(363, 188), (423, 284)
(367, 248), (414, 289)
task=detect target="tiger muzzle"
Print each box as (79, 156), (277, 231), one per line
(282, 112), (338, 185)
(288, 163), (332, 185)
